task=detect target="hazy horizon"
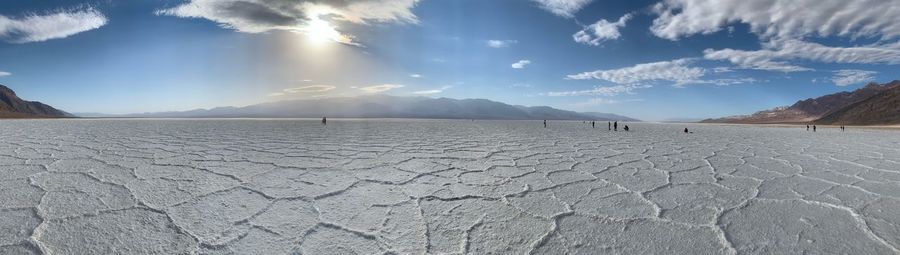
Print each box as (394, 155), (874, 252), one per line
(2, 0), (899, 121)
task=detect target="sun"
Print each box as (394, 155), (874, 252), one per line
(305, 18), (337, 43)
(303, 17), (355, 45)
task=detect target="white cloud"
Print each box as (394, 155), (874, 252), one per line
(360, 84), (404, 93)
(283, 85), (336, 93)
(0, 71), (10, 77)
(0, 7), (107, 43)
(832, 69), (877, 86)
(532, 0), (595, 18)
(413, 85), (451, 95)
(270, 85), (336, 96)
(650, 0), (900, 41)
(712, 67), (733, 73)
(512, 60), (531, 69)
(156, 0), (420, 45)
(691, 78), (757, 87)
(573, 14), (631, 46)
(562, 59), (756, 94)
(546, 84), (652, 97)
(487, 39), (518, 48)
(703, 39), (900, 72)
(409, 73), (422, 78)
(566, 59), (705, 85)
(572, 98), (644, 107)
(703, 48), (812, 72)
(648, 1), (900, 74)
(651, 0), (900, 72)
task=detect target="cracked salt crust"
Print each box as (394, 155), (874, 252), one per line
(1, 119), (899, 254)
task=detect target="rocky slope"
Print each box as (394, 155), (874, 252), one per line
(703, 81), (900, 125)
(816, 83), (900, 125)
(0, 84), (71, 118)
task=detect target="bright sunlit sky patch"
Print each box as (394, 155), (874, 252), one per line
(1, 0), (899, 120)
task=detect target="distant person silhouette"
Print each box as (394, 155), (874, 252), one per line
(608, 122), (611, 130)
(684, 128), (689, 133)
(624, 125), (629, 131)
(813, 125), (816, 132)
(807, 125), (810, 131)
(592, 121), (595, 128)
(614, 121), (618, 131)
(322, 117), (327, 126)
(543, 120), (547, 128)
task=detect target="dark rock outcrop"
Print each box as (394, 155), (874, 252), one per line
(816, 83), (900, 125)
(704, 81), (900, 125)
(0, 84), (71, 118)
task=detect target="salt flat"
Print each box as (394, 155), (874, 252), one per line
(2, 119), (900, 254)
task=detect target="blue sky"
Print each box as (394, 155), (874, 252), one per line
(1, 0), (898, 120)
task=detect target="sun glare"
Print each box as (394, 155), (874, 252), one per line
(305, 17), (341, 44)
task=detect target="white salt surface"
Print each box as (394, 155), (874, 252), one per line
(1, 119), (900, 254)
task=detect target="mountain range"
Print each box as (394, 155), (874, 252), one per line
(81, 95), (639, 121)
(0, 84), (71, 118)
(703, 80), (900, 125)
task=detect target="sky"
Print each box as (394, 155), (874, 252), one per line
(1, 0), (899, 121)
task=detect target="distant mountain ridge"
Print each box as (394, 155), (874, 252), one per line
(102, 95), (639, 121)
(0, 84), (71, 118)
(703, 80), (900, 125)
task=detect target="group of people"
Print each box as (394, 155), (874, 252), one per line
(807, 124), (848, 132)
(323, 117), (853, 135)
(545, 120), (629, 131)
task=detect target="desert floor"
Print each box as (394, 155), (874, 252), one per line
(1, 119), (899, 254)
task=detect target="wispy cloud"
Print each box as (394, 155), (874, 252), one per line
(832, 69), (877, 86)
(704, 39), (900, 72)
(0, 7), (107, 43)
(512, 60), (531, 69)
(651, 0), (900, 41)
(409, 73), (422, 78)
(156, 0), (420, 46)
(567, 58), (705, 86)
(712, 67), (733, 73)
(532, 0), (594, 18)
(560, 58), (756, 96)
(360, 84), (404, 93)
(0, 71), (10, 77)
(650, 1), (900, 73)
(269, 85), (336, 97)
(546, 84), (652, 97)
(572, 98), (644, 107)
(284, 85), (335, 93)
(487, 39), (518, 48)
(413, 85), (452, 95)
(573, 14), (631, 46)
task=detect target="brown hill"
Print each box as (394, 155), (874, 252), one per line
(816, 83), (900, 125)
(703, 80), (900, 124)
(0, 84), (71, 118)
